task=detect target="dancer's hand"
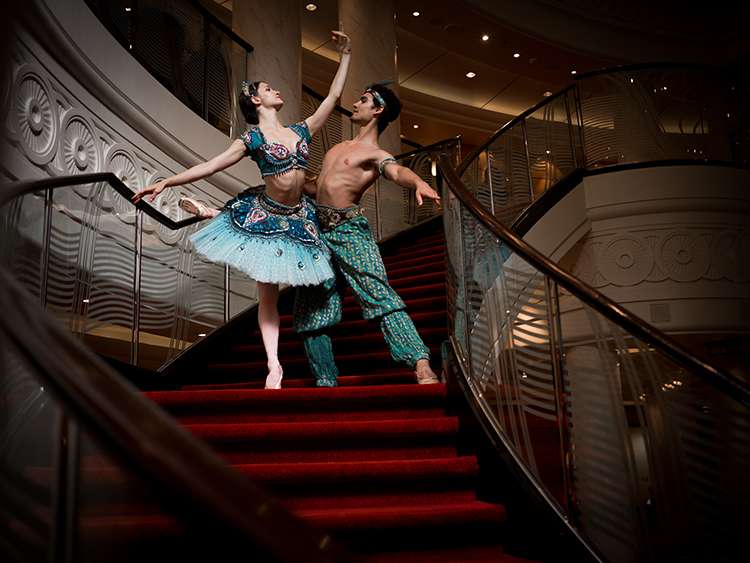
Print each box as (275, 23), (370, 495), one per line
(332, 29), (351, 54)
(132, 179), (168, 204)
(415, 181), (441, 207)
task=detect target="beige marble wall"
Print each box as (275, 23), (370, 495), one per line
(339, 0), (400, 154)
(233, 1), (302, 125)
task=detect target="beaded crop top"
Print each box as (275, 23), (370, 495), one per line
(240, 121), (311, 177)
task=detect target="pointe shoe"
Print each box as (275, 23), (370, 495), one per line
(415, 359), (440, 384)
(179, 197), (219, 219)
(264, 364), (283, 390)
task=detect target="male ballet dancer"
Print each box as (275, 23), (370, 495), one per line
(294, 82), (441, 386)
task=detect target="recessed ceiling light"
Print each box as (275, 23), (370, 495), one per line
(543, 91), (552, 97)
(466, 71), (476, 78)
(305, 3), (318, 11)
(571, 70), (577, 75)
(413, 124), (420, 129)
(82, 298), (90, 303)
(412, 11), (420, 17)
(198, 333), (207, 337)
(481, 34), (490, 41)
(513, 53), (520, 58)
(125, 7), (132, 12)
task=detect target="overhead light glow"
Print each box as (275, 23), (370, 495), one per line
(481, 34), (490, 41)
(413, 124), (420, 129)
(305, 3), (318, 11)
(513, 52), (520, 58)
(412, 11), (420, 17)
(465, 71), (476, 78)
(571, 70), (577, 75)
(543, 91), (552, 97)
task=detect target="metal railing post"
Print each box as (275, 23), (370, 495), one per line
(132, 210), (143, 365)
(521, 120), (534, 203)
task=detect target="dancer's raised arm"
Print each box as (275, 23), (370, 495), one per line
(304, 29), (351, 135)
(132, 139), (246, 203)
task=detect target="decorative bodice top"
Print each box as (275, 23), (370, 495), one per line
(240, 121), (311, 177)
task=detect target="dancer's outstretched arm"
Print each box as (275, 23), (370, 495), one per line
(132, 139), (246, 203)
(376, 152), (441, 206)
(304, 29), (351, 136)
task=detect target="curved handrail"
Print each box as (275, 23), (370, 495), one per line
(0, 172), (204, 230)
(0, 265), (349, 562)
(394, 135), (461, 161)
(439, 154), (750, 409)
(457, 61), (743, 177)
(457, 85), (575, 176)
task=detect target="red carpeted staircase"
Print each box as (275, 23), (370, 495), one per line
(83, 224), (539, 561)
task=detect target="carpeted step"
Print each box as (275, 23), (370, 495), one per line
(146, 384), (448, 424)
(32, 456), (481, 516)
(300, 501), (505, 531)
(381, 251), (446, 270)
(182, 369), (418, 389)
(181, 417), (460, 463)
(205, 350), (443, 378)
(233, 326), (446, 359)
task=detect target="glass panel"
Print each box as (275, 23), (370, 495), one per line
(0, 321), (263, 563)
(525, 94), (576, 196)
(205, 21), (234, 134)
(578, 67), (740, 167)
(483, 124), (530, 225)
(0, 347), (57, 563)
(0, 190), (46, 301)
(83, 0), (251, 135)
(442, 181), (750, 561)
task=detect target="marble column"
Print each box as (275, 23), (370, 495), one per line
(339, 0), (401, 238)
(339, 0), (400, 153)
(232, 1), (302, 126)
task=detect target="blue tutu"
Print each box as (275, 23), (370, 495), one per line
(190, 187), (334, 286)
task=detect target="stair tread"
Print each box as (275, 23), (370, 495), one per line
(147, 383), (446, 407)
(183, 416), (458, 441)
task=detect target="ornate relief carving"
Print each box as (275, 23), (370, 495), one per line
(104, 146), (142, 222)
(599, 237), (653, 286)
(567, 227), (750, 287)
(60, 111), (101, 175)
(12, 66), (58, 166)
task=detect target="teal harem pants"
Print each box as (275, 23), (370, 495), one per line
(293, 215), (430, 387)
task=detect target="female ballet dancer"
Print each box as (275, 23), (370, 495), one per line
(133, 30), (352, 389)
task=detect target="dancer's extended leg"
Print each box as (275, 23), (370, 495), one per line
(257, 282), (283, 389)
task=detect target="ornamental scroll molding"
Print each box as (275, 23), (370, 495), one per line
(3, 52), (220, 247)
(564, 227), (750, 288)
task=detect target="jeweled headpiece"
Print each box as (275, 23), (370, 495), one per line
(241, 80), (257, 97)
(365, 80), (395, 109)
(366, 88), (386, 109)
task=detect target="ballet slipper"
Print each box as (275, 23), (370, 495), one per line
(414, 359), (439, 384)
(179, 197), (219, 219)
(264, 363), (284, 390)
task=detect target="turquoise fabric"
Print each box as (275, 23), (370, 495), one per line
(294, 215), (430, 386)
(240, 121), (312, 177)
(189, 189), (334, 286)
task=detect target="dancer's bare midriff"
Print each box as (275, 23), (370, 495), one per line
(263, 169), (308, 206)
